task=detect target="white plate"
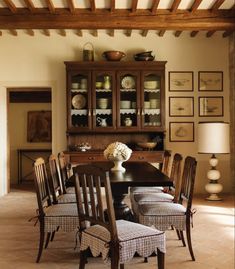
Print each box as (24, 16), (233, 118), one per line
(72, 94), (86, 109)
(121, 76), (135, 89)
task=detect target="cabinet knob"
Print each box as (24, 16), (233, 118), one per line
(88, 156), (94, 160)
(138, 156), (145, 160)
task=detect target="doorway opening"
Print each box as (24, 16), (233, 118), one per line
(8, 87), (52, 191)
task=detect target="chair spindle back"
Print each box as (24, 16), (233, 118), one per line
(170, 153), (183, 202)
(73, 165), (118, 240)
(34, 157), (52, 215)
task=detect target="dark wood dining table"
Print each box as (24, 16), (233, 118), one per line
(91, 161), (173, 221)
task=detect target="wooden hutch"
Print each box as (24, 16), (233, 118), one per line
(64, 61), (167, 164)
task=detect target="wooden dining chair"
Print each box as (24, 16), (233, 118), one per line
(58, 151), (75, 193)
(73, 164), (166, 269)
(129, 150), (172, 197)
(131, 153), (183, 215)
(33, 157), (79, 262)
(135, 156), (197, 261)
(48, 154), (76, 204)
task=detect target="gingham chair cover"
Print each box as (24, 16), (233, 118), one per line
(131, 192), (174, 216)
(80, 219), (166, 264)
(57, 193), (76, 203)
(44, 203), (79, 232)
(65, 186), (75, 194)
(137, 203), (187, 231)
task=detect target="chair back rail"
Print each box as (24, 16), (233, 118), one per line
(34, 157), (52, 214)
(161, 150), (171, 176)
(170, 153), (183, 203)
(58, 152), (71, 193)
(48, 154), (63, 203)
(73, 165), (118, 240)
(180, 156), (197, 211)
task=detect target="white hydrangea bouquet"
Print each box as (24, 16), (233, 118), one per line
(104, 142), (132, 172)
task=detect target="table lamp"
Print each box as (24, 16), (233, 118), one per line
(198, 122), (230, 201)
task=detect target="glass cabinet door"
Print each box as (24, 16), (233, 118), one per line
(93, 71), (115, 129)
(142, 72), (161, 128)
(69, 72), (91, 130)
(117, 71), (139, 129)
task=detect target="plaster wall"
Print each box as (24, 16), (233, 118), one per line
(0, 31), (231, 195)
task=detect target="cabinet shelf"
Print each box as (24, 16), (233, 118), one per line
(71, 109), (87, 115)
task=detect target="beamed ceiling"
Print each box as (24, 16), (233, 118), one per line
(0, 0), (235, 38)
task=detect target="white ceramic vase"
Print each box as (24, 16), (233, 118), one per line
(111, 160), (126, 172)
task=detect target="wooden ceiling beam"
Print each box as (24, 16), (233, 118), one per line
(109, 29), (114, 37)
(3, 0), (17, 13)
(223, 30), (233, 37)
(171, 0), (181, 13)
(158, 30), (165, 37)
(211, 0), (225, 11)
(67, 0), (76, 14)
(76, 29), (83, 36)
(0, 9), (234, 31)
(174, 30), (182, 37)
(131, 0), (138, 13)
(141, 29), (148, 37)
(89, 0), (96, 12)
(151, 0), (160, 14)
(26, 29), (34, 36)
(190, 31), (198, 37)
(46, 0), (55, 14)
(92, 29), (98, 37)
(0, 31), (2, 36)
(126, 30), (132, 37)
(24, 0), (36, 13)
(110, 0), (115, 13)
(42, 29), (50, 36)
(59, 29), (66, 36)
(206, 30), (216, 37)
(190, 0), (203, 12)
(9, 29), (17, 36)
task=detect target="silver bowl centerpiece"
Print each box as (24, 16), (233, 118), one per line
(104, 142), (132, 172)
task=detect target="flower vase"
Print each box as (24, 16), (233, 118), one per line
(111, 160), (126, 172)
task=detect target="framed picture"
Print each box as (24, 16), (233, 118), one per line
(27, 111), (52, 142)
(199, 96), (224, 117)
(169, 71), (194, 92)
(198, 71), (223, 91)
(169, 97), (194, 117)
(169, 122), (194, 142)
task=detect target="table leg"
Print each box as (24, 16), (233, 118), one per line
(111, 185), (134, 221)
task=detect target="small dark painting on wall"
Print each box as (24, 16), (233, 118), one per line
(27, 111), (52, 142)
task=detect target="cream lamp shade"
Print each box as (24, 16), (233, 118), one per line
(198, 122), (230, 154)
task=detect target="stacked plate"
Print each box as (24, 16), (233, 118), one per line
(134, 51), (155, 61)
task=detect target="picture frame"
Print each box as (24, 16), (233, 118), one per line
(27, 111), (52, 142)
(198, 71), (223, 91)
(199, 96), (224, 117)
(169, 122), (194, 142)
(169, 97), (194, 117)
(169, 71), (194, 92)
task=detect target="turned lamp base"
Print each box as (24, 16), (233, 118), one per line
(205, 154), (223, 201)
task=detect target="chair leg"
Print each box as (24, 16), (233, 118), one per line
(120, 264), (124, 269)
(144, 257), (148, 263)
(36, 220), (45, 263)
(180, 230), (186, 247)
(157, 249), (165, 269)
(186, 218), (195, 261)
(176, 229), (181, 240)
(50, 231), (56, 242)
(45, 232), (51, 249)
(79, 250), (87, 269)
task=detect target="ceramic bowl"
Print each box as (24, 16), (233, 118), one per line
(137, 142), (157, 149)
(144, 81), (158, 89)
(96, 82), (103, 89)
(102, 51), (126, 61)
(120, 100), (131, 109)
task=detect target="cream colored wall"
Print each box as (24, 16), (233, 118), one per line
(0, 31), (231, 195)
(9, 103), (51, 184)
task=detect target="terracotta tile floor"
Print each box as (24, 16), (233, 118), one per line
(0, 185), (234, 269)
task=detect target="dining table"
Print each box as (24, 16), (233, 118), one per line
(90, 161), (173, 221)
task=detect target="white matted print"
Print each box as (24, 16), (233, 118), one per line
(199, 71), (223, 91)
(169, 71), (193, 92)
(169, 97), (194, 117)
(169, 122), (194, 142)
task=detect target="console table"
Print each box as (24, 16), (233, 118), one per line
(17, 148), (51, 183)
